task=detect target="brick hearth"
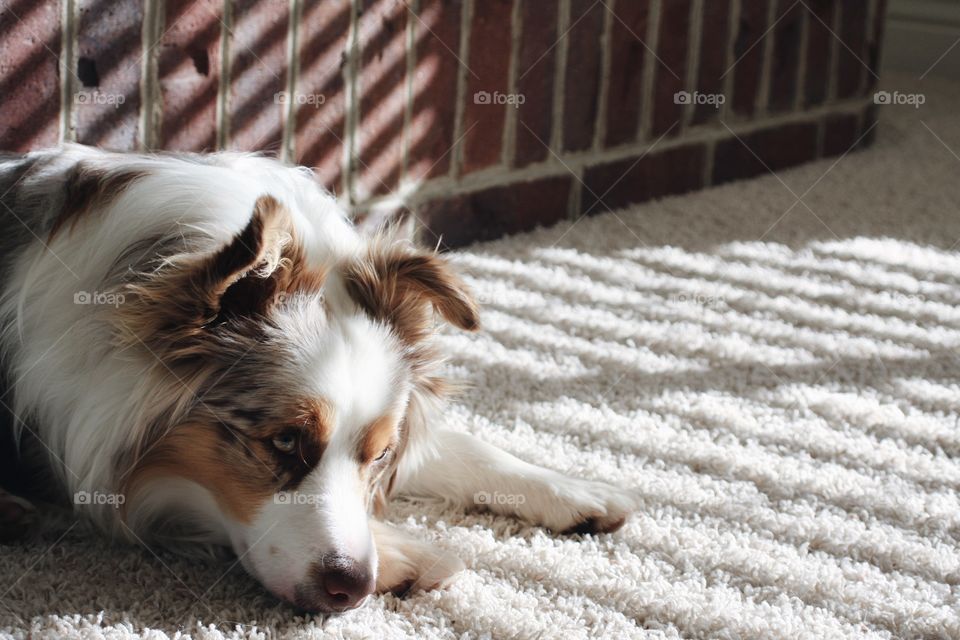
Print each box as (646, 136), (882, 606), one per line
(0, 0), (886, 247)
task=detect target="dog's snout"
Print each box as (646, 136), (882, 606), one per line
(296, 554), (375, 612)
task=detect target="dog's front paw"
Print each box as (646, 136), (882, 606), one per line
(524, 478), (637, 535)
(379, 548), (464, 596)
(371, 520), (465, 596)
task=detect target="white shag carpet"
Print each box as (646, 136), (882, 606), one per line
(3, 73), (960, 639)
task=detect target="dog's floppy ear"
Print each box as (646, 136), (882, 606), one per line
(177, 194), (292, 318)
(342, 245), (479, 342)
(118, 195), (295, 359)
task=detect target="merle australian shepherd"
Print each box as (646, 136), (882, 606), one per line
(0, 144), (634, 613)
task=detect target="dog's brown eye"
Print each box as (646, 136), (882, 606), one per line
(374, 448), (391, 463)
(272, 433), (298, 454)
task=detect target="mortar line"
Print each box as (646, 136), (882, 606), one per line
(401, 0), (417, 182)
(550, 0), (571, 157)
(638, 0), (662, 140)
(137, 0), (161, 150)
(593, 0), (615, 151)
(215, 0), (233, 150)
(343, 0), (361, 205)
(502, 0), (523, 168)
(281, 0), (301, 163)
(60, 0), (77, 142)
(757, 0), (778, 117)
(684, 0), (705, 128)
(720, 0), (741, 122)
(450, 0), (473, 179)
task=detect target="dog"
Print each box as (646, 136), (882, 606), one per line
(0, 144), (635, 613)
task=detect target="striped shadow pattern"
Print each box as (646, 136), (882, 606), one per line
(1, 73), (959, 639)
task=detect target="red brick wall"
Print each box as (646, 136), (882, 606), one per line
(0, 0), (886, 247)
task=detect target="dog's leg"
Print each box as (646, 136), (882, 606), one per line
(397, 430), (636, 533)
(0, 487), (36, 543)
(371, 519), (464, 594)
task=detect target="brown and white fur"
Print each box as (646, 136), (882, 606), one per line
(0, 144), (635, 613)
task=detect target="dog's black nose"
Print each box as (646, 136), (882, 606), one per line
(298, 554), (375, 612)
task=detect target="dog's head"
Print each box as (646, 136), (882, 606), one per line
(118, 196), (477, 611)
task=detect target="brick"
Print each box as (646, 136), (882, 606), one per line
(836, 0), (867, 100)
(0, 0), (60, 151)
(294, 0), (350, 194)
(228, 0), (289, 152)
(767, 0), (802, 112)
(604, 0), (649, 147)
(75, 0), (143, 149)
(803, 0), (833, 107)
(713, 121), (819, 184)
(514, 0), (558, 166)
(408, 0), (462, 182)
(354, 0), (408, 200)
(731, 0), (769, 116)
(562, 0), (604, 151)
(691, 0), (730, 126)
(822, 112), (859, 157)
(651, 0), (691, 137)
(418, 175), (572, 248)
(461, 0), (513, 174)
(158, 0), (221, 151)
(582, 144), (706, 215)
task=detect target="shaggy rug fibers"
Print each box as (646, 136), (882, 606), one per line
(3, 73), (960, 639)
